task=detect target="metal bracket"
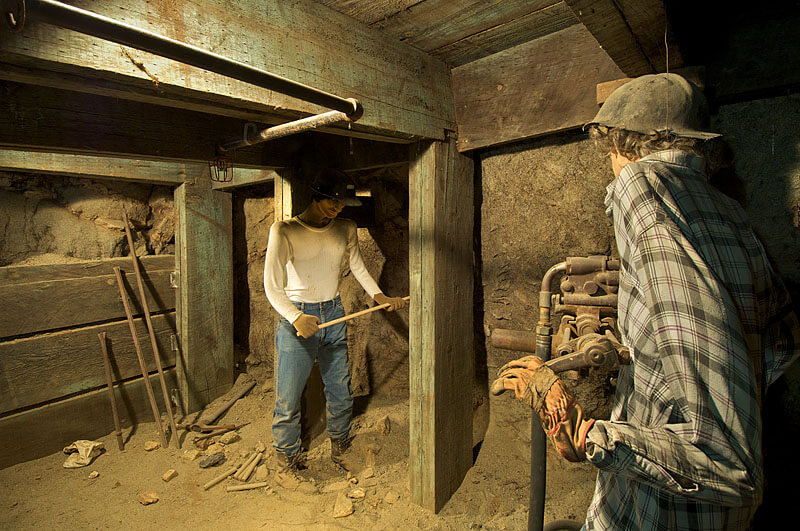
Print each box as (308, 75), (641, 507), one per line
(169, 271), (178, 288)
(170, 334), (180, 352)
(243, 122), (257, 144)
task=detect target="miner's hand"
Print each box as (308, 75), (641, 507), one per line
(491, 355), (595, 462)
(373, 292), (407, 312)
(293, 314), (320, 338)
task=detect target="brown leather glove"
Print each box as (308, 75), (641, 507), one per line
(491, 355), (595, 462)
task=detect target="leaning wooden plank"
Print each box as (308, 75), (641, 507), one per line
(408, 137), (474, 512)
(0, 369), (177, 469)
(564, 0), (683, 77)
(0, 312), (176, 415)
(0, 0), (453, 140)
(0, 257), (175, 339)
(175, 179), (234, 413)
(0, 149), (274, 187)
(451, 24), (625, 152)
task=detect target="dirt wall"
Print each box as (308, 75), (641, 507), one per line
(0, 172), (174, 266)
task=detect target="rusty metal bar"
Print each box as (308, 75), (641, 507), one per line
(218, 107), (361, 152)
(14, 0), (360, 116)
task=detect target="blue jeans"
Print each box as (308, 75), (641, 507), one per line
(272, 296), (352, 456)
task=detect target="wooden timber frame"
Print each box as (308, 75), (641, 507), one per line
(408, 136), (474, 512)
(0, 150), (241, 464)
(0, 0), (475, 512)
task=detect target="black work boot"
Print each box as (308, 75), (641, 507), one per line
(277, 451), (306, 472)
(330, 437), (352, 465)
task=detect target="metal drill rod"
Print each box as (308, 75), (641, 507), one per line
(122, 213), (181, 448)
(98, 332), (125, 451)
(19, 0), (359, 115)
(113, 266), (169, 449)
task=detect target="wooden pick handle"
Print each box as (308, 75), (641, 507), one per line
(295, 296), (410, 336)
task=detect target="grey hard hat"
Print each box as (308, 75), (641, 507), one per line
(586, 73), (720, 139)
(309, 168), (362, 207)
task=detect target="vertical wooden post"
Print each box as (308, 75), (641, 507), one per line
(175, 175), (234, 413)
(408, 135), (474, 512)
(273, 170), (295, 222)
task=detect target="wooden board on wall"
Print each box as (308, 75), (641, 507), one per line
(0, 312), (176, 415)
(451, 24), (625, 152)
(175, 179), (234, 413)
(0, 0), (454, 140)
(0, 370), (177, 469)
(0, 255), (175, 339)
(408, 136), (474, 512)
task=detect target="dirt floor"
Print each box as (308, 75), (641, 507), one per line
(1, 377), (597, 530)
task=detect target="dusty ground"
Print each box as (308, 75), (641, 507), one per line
(1, 378), (597, 530)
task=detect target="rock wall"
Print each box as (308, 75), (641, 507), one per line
(232, 186), (276, 383)
(0, 172), (174, 266)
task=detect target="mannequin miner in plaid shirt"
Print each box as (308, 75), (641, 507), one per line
(492, 73), (800, 530)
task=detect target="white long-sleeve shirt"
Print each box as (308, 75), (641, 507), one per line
(263, 216), (382, 323)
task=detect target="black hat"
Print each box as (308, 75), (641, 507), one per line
(309, 169), (361, 207)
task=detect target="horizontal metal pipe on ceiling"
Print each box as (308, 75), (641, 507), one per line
(18, 0), (360, 116)
(218, 107), (361, 152)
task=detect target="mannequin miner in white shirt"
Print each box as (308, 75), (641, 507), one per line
(264, 168), (407, 470)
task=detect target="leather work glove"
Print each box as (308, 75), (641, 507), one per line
(491, 355), (595, 462)
(292, 313), (320, 338)
(373, 292), (407, 312)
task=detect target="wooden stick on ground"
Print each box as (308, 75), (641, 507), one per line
(98, 332), (125, 451)
(122, 212), (181, 449)
(226, 482), (269, 492)
(297, 296), (410, 336)
(234, 451), (261, 481)
(238, 451), (263, 482)
(203, 466), (238, 491)
(113, 266), (168, 449)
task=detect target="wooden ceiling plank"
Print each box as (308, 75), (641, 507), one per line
(0, 0), (453, 140)
(313, 0), (423, 25)
(564, 0), (682, 77)
(431, 2), (578, 67)
(452, 24), (625, 152)
(374, 0), (561, 53)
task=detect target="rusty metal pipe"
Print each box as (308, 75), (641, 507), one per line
(218, 107), (361, 152)
(488, 328), (538, 353)
(19, 0), (360, 115)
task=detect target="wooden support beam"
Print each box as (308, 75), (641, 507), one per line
(0, 148), (273, 187)
(175, 178), (233, 413)
(408, 135), (474, 512)
(452, 24), (624, 152)
(0, 83), (265, 166)
(0, 0), (453, 140)
(564, 0), (683, 77)
(0, 369), (176, 469)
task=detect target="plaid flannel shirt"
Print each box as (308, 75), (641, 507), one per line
(583, 150), (800, 530)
